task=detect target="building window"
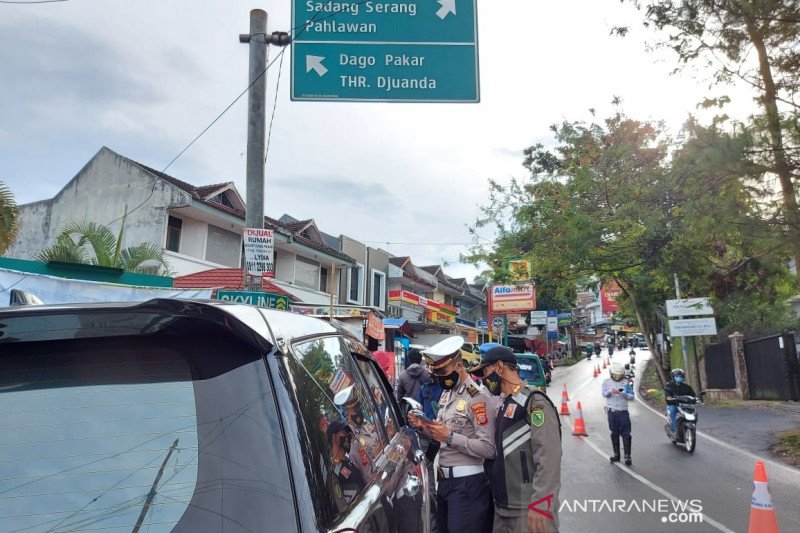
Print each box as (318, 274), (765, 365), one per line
(166, 216), (182, 252)
(347, 264), (364, 304)
(212, 193), (234, 209)
(320, 266), (328, 293)
(205, 225), (241, 267)
(371, 269), (386, 310)
(295, 256), (320, 290)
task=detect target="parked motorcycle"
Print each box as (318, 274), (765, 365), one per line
(664, 395), (699, 453)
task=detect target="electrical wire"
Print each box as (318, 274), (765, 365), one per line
(0, 0), (68, 4)
(264, 48), (285, 167)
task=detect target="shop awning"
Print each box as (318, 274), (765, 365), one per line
(383, 318), (413, 337)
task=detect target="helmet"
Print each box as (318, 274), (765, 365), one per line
(609, 362), (625, 381)
(671, 368), (685, 379)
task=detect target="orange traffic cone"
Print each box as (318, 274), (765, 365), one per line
(592, 365), (598, 378)
(749, 461), (781, 533)
(602, 359), (607, 369)
(560, 396), (570, 416)
(572, 401), (589, 436)
(596, 364), (601, 375)
(562, 383), (570, 401)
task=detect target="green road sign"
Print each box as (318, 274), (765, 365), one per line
(291, 0), (479, 102)
(216, 290), (290, 311)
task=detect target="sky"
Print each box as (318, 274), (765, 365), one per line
(0, 0), (757, 281)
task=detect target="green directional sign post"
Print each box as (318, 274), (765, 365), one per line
(216, 290), (291, 311)
(291, 0), (479, 102)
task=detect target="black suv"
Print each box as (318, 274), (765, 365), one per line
(0, 299), (431, 532)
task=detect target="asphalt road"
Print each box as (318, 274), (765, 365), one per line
(550, 349), (800, 533)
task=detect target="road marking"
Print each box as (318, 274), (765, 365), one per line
(635, 359), (800, 477)
(563, 417), (737, 533)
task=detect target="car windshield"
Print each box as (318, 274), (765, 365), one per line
(516, 357), (542, 383)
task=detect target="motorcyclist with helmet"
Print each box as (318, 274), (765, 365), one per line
(601, 362), (635, 465)
(664, 369), (696, 438)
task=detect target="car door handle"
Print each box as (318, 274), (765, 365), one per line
(402, 473), (421, 497)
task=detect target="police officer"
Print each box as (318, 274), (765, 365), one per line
(408, 336), (496, 533)
(602, 362), (635, 465)
(326, 420), (365, 506)
(334, 385), (380, 469)
(472, 346), (562, 533)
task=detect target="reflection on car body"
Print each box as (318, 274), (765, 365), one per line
(0, 299), (431, 532)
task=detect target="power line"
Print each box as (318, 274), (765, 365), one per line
(0, 0), (68, 3)
(264, 47), (285, 167)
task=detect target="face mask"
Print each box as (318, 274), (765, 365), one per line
(483, 372), (503, 395)
(437, 370), (460, 390)
(675, 376), (684, 383)
(338, 435), (351, 452)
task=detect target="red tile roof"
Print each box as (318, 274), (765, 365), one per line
(173, 268), (296, 299)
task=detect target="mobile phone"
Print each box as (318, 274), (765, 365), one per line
(410, 409), (432, 424)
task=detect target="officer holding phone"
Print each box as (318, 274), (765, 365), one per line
(602, 362), (635, 465)
(408, 336), (495, 533)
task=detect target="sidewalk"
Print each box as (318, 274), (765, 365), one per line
(636, 353), (800, 469)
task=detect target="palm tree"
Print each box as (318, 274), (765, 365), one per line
(0, 181), (20, 256)
(36, 219), (170, 275)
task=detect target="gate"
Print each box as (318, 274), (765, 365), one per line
(704, 341), (736, 389)
(744, 332), (800, 401)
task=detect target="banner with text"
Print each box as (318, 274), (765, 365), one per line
(243, 228), (275, 278)
(489, 283), (537, 313)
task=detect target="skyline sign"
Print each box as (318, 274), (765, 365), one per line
(216, 290), (290, 311)
(291, 0), (479, 102)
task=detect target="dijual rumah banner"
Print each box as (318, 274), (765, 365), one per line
(0, 268), (212, 307)
(601, 280), (622, 316)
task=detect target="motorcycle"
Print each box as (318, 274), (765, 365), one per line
(664, 395), (699, 453)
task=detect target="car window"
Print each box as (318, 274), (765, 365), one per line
(517, 356), (544, 384)
(0, 326), (294, 533)
(289, 335), (389, 523)
(355, 357), (399, 442)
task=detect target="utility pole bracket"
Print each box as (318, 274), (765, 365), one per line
(239, 31), (291, 46)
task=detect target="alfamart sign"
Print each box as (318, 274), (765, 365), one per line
(489, 283), (537, 313)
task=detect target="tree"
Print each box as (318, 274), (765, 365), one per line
(0, 181), (19, 256)
(620, 0), (800, 279)
(35, 220), (170, 274)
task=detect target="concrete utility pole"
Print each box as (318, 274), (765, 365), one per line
(674, 273), (691, 376)
(242, 9), (268, 230)
(239, 10), (289, 290)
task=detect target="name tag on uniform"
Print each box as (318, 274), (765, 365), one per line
(504, 403), (517, 418)
(456, 399), (467, 413)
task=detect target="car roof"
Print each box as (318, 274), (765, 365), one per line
(0, 298), (338, 346)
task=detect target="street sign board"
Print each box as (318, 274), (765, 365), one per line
(666, 297), (713, 317)
(216, 290), (290, 311)
(669, 317), (717, 337)
(529, 310), (548, 325)
(243, 228), (275, 278)
(489, 283), (537, 313)
(492, 316), (504, 328)
(477, 319), (488, 329)
(291, 0), (479, 102)
(546, 309), (558, 339)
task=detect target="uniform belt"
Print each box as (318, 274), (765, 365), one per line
(608, 408), (628, 413)
(437, 464), (484, 479)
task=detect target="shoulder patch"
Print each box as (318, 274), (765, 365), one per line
(466, 385), (479, 397)
(530, 409), (545, 427)
(471, 401), (488, 425)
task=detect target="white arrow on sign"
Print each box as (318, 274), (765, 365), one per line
(306, 55), (328, 76)
(436, 0), (456, 20)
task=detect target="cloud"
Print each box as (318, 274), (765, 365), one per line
(271, 174), (402, 215)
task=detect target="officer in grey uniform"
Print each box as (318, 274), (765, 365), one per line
(602, 361), (634, 465)
(472, 346), (562, 533)
(408, 336), (496, 533)
(334, 385), (380, 471)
